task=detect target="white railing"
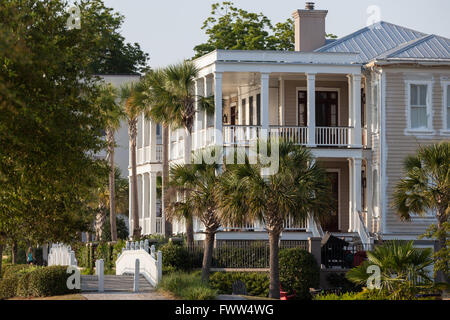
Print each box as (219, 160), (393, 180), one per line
(156, 144), (162, 162)
(270, 126), (308, 145)
(223, 125), (261, 145)
(356, 210), (373, 246)
(316, 127), (352, 146)
(48, 243), (77, 266)
(156, 217), (163, 234)
(116, 241), (162, 287)
(220, 221), (258, 231)
(283, 216), (307, 230)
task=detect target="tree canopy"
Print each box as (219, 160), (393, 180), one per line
(193, 1), (337, 58)
(0, 0), (145, 246)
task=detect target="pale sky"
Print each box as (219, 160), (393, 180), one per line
(102, 0), (450, 69)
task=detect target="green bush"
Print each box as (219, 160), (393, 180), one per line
(1, 263), (32, 279)
(160, 242), (191, 271)
(28, 266), (78, 297)
(326, 272), (362, 292)
(0, 273), (20, 299)
(112, 239), (127, 266)
(209, 272), (269, 297)
(158, 272), (217, 300)
(279, 248), (320, 300)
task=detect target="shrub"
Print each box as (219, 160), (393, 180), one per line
(158, 272), (217, 300)
(326, 272), (362, 292)
(95, 242), (114, 271)
(279, 248), (320, 300)
(28, 266), (78, 297)
(209, 272), (269, 297)
(0, 274), (20, 299)
(160, 242), (190, 271)
(112, 239), (127, 265)
(1, 264), (32, 279)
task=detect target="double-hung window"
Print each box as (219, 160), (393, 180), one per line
(444, 83), (450, 132)
(408, 82), (431, 131)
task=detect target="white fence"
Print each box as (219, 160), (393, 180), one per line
(48, 243), (77, 266)
(116, 240), (162, 287)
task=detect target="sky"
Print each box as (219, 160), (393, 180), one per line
(101, 0), (450, 69)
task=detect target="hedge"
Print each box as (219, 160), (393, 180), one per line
(209, 272), (270, 297)
(279, 248), (320, 299)
(0, 265), (79, 299)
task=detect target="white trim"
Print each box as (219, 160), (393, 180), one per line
(325, 168), (341, 231)
(381, 70), (387, 235)
(295, 87), (341, 126)
(441, 80), (450, 135)
(404, 80), (435, 135)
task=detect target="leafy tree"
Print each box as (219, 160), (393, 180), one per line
(392, 142), (450, 282)
(218, 141), (333, 298)
(193, 2), (337, 58)
(346, 241), (436, 300)
(166, 150), (223, 281)
(0, 0), (146, 273)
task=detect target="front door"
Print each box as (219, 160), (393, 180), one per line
(322, 172), (339, 232)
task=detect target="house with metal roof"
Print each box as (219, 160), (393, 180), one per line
(130, 2), (449, 268)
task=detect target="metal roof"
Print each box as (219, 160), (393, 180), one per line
(315, 21), (450, 63)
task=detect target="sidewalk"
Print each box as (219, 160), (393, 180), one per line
(82, 291), (169, 300)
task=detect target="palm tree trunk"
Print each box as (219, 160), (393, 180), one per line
(183, 127), (194, 246)
(130, 120), (141, 240)
(437, 210), (448, 284)
(162, 125), (172, 237)
(108, 129), (117, 242)
(201, 231), (215, 282)
(268, 231), (281, 299)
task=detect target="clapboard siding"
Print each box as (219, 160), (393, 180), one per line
(384, 69), (449, 235)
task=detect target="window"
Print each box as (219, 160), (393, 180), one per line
(409, 83), (430, 130)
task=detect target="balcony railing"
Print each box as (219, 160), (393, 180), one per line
(270, 126), (308, 145)
(223, 125), (260, 145)
(315, 127), (352, 146)
(197, 216), (307, 232)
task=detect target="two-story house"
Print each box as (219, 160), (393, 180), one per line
(130, 3), (450, 248)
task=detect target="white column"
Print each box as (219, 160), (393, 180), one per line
(149, 121), (157, 162)
(279, 77), (285, 125)
(193, 79), (200, 150)
(128, 175), (132, 234)
(348, 159), (354, 232)
(260, 73), (270, 132)
(352, 74), (362, 147)
(141, 174), (146, 234)
(214, 72), (223, 145)
(237, 87), (243, 125)
(366, 160), (373, 233)
(351, 158), (362, 232)
(149, 172), (157, 234)
(204, 76), (211, 145)
(306, 73), (316, 146)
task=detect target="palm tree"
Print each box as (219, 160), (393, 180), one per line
(121, 80), (147, 240)
(96, 84), (123, 241)
(218, 141), (333, 298)
(392, 142), (449, 282)
(143, 62), (214, 245)
(346, 240), (434, 299)
(166, 150), (222, 282)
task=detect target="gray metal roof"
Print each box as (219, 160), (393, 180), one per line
(315, 21), (450, 63)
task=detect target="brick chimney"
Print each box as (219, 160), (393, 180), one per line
(292, 2), (328, 51)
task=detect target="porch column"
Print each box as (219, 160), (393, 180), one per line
(141, 174), (146, 234)
(306, 73), (316, 146)
(352, 74), (362, 147)
(204, 76), (212, 145)
(351, 158), (362, 232)
(149, 121), (157, 162)
(149, 172), (157, 234)
(237, 87), (243, 125)
(193, 79), (199, 150)
(214, 72), (223, 145)
(261, 73), (270, 133)
(279, 77), (285, 125)
(128, 175), (132, 234)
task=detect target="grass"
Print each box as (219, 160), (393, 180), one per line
(157, 272), (217, 300)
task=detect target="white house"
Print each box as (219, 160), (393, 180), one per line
(130, 3), (450, 248)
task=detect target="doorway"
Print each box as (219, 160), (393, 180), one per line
(322, 171), (339, 232)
